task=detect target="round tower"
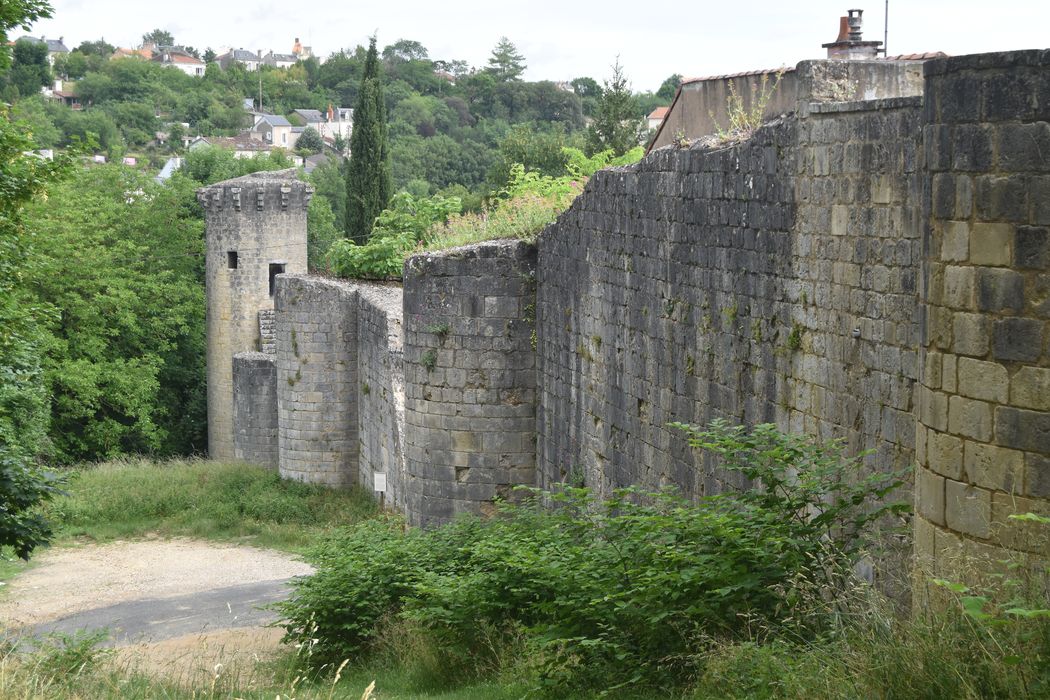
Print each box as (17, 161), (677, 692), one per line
(198, 170), (311, 460)
(917, 51), (1050, 600)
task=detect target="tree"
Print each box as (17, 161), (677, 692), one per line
(141, 28), (174, 47)
(76, 39), (114, 57)
(344, 36), (391, 243)
(486, 37), (525, 82)
(202, 47), (216, 63)
(0, 0), (51, 69)
(296, 125), (324, 154)
(657, 73), (682, 102)
(8, 38), (51, 97)
(586, 58), (643, 157)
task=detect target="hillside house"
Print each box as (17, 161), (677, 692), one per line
(154, 48), (205, 76)
(262, 51), (297, 69)
(251, 114), (296, 148)
(218, 49), (261, 71)
(291, 106), (352, 141)
(646, 106), (669, 131)
(291, 37), (313, 61)
(188, 133), (302, 166)
(18, 35), (68, 65)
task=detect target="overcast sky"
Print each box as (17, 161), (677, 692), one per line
(26, 1), (1050, 92)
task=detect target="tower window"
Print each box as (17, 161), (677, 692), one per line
(269, 263), (285, 296)
(227, 251), (238, 269)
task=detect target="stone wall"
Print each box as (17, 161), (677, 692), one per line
(356, 285), (407, 508)
(402, 241), (538, 527)
(916, 50), (1050, 595)
(274, 275), (358, 486)
(232, 352), (278, 468)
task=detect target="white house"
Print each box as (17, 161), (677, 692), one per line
(154, 48), (205, 77)
(291, 106), (352, 141)
(251, 114), (296, 149)
(647, 106), (670, 132)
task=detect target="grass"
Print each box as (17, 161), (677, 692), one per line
(41, 457), (378, 554)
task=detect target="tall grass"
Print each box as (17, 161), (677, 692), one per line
(42, 457), (378, 552)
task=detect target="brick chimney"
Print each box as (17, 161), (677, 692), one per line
(822, 9), (883, 59)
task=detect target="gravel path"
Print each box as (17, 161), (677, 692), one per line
(0, 538), (313, 631)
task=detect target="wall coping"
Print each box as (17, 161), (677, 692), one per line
(807, 95), (923, 115)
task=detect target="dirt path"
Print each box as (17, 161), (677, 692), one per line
(0, 538), (314, 666)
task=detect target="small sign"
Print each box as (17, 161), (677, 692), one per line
(374, 473), (387, 493)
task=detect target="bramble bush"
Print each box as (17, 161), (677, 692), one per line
(278, 420), (908, 694)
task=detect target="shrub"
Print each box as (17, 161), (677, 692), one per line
(278, 421), (908, 694)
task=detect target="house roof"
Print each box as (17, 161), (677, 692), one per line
(647, 107), (669, 120)
(257, 114), (291, 127)
(268, 53), (297, 62)
(880, 51), (948, 61)
(293, 109), (325, 123)
(19, 36), (68, 53)
(113, 47), (153, 60)
(225, 49), (260, 61)
(192, 134), (273, 151)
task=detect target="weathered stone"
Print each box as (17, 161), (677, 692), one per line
(992, 318), (1044, 362)
(1011, 367), (1050, 411)
(947, 395), (993, 441)
(945, 479), (992, 538)
(969, 223), (1013, 266)
(964, 442), (1024, 493)
(995, 406), (1050, 453)
(956, 357), (1009, 403)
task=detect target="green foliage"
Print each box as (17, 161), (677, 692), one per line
(586, 58), (644, 157)
(24, 165), (207, 460)
(657, 73), (683, 102)
(0, 1), (51, 70)
(486, 37), (526, 82)
(6, 38), (51, 98)
(180, 145), (292, 184)
(0, 101), (67, 559)
(141, 28), (174, 47)
(296, 125), (324, 154)
(279, 421), (907, 694)
(345, 36), (392, 243)
(45, 457), (378, 551)
(563, 145), (644, 177)
(329, 191), (461, 278)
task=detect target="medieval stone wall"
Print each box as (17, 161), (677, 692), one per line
(402, 241), (538, 526)
(274, 275), (358, 486)
(916, 50), (1050, 594)
(232, 352), (278, 468)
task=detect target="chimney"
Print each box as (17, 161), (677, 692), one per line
(822, 8), (882, 60)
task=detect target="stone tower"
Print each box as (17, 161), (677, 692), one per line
(198, 170), (311, 460)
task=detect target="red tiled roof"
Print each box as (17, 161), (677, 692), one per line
(681, 66), (794, 86)
(880, 51), (948, 61)
(647, 107), (670, 120)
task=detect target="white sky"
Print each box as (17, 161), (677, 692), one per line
(26, 1), (1050, 93)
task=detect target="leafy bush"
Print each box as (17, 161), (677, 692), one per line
(328, 192), (461, 278)
(278, 421), (907, 694)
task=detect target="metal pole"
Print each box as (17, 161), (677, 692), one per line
(884, 0), (889, 55)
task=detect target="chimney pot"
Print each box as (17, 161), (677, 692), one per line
(847, 9), (864, 40)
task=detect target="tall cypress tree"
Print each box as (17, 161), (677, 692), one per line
(345, 36), (391, 243)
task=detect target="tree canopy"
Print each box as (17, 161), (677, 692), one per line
(345, 36), (391, 243)
(586, 58), (644, 157)
(142, 28), (174, 47)
(486, 37), (526, 82)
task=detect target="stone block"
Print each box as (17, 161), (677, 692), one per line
(947, 395), (993, 442)
(941, 353), (958, 393)
(952, 312), (990, 357)
(943, 266), (976, 309)
(1025, 453), (1050, 498)
(977, 268), (1024, 312)
(969, 223), (1013, 266)
(964, 441), (1024, 494)
(941, 221), (970, 262)
(919, 387), (949, 432)
(927, 430), (964, 480)
(992, 318), (1044, 362)
(1011, 366), (1050, 411)
(1015, 226), (1050, 270)
(956, 357), (1009, 403)
(945, 479), (992, 539)
(990, 492), (1050, 553)
(995, 406), (1050, 453)
(917, 467), (946, 526)
(975, 175), (1028, 223)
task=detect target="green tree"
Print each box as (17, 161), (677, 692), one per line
(486, 37), (525, 82)
(75, 39), (114, 57)
(142, 28), (174, 47)
(296, 125), (324, 154)
(8, 38), (51, 98)
(586, 58), (643, 157)
(202, 48), (216, 63)
(657, 73), (682, 102)
(0, 1), (50, 68)
(344, 36), (391, 243)
(0, 0), (63, 561)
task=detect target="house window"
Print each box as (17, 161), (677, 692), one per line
(227, 251), (238, 269)
(268, 263), (285, 296)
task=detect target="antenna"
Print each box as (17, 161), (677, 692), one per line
(883, 0), (889, 55)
